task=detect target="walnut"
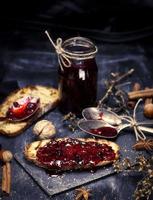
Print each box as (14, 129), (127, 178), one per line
(33, 120), (56, 139)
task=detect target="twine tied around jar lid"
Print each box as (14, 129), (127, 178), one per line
(45, 30), (98, 71)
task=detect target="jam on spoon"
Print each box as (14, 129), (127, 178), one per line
(77, 119), (124, 139)
(6, 96), (40, 121)
(89, 126), (118, 137)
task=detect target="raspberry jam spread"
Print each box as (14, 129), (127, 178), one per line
(90, 127), (118, 137)
(6, 96), (40, 121)
(36, 138), (116, 171)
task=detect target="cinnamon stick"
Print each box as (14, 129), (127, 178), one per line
(128, 83), (141, 109)
(2, 164), (7, 193)
(0, 149), (12, 195)
(2, 162), (11, 194)
(144, 87), (152, 105)
(6, 162), (11, 194)
(128, 88), (153, 100)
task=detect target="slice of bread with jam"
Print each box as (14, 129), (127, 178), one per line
(0, 85), (59, 136)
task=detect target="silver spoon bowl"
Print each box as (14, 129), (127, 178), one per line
(78, 119), (130, 139)
(0, 105), (40, 122)
(82, 107), (122, 126)
(0, 97), (40, 122)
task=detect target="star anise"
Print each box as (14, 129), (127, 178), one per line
(75, 187), (91, 200)
(133, 139), (153, 151)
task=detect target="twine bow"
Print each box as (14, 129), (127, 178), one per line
(120, 99), (153, 141)
(45, 30), (98, 71)
(45, 31), (71, 71)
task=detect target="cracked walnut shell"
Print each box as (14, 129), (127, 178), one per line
(33, 120), (56, 139)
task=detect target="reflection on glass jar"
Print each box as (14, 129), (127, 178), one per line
(58, 37), (98, 115)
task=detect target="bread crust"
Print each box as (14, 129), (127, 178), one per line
(0, 85), (59, 136)
(24, 138), (120, 171)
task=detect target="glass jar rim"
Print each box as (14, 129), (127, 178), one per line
(62, 37), (97, 57)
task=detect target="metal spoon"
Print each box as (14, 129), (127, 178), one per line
(0, 97), (40, 122)
(78, 119), (130, 139)
(0, 106), (40, 122)
(82, 107), (122, 126)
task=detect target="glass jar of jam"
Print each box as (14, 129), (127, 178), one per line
(58, 37), (98, 115)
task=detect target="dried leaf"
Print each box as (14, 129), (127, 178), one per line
(63, 112), (78, 132)
(113, 156), (153, 200)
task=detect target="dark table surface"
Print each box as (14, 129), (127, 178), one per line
(0, 29), (153, 200)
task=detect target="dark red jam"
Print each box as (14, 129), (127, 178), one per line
(97, 112), (103, 120)
(36, 138), (116, 171)
(6, 96), (40, 121)
(90, 127), (118, 137)
(59, 59), (97, 116)
(58, 38), (98, 116)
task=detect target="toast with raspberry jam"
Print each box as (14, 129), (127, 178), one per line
(24, 138), (120, 171)
(0, 85), (59, 136)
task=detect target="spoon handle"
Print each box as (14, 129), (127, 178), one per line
(118, 123), (131, 132)
(139, 126), (153, 134)
(138, 120), (153, 126)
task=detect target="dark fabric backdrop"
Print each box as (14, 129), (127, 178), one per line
(0, 0), (153, 38)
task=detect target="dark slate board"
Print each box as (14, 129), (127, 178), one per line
(14, 108), (145, 196)
(15, 152), (114, 196)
